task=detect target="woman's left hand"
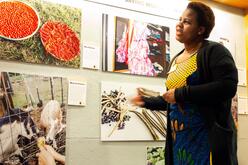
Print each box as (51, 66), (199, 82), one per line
(163, 89), (176, 103)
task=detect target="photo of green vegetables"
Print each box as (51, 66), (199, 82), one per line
(147, 147), (165, 165)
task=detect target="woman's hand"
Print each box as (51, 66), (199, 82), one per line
(130, 88), (145, 106)
(163, 89), (176, 103)
(131, 95), (144, 106)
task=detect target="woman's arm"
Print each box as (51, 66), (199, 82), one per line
(175, 43), (238, 105)
(142, 96), (168, 110)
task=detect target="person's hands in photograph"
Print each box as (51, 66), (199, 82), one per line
(44, 145), (65, 164)
(37, 136), (65, 165)
(36, 145), (56, 165)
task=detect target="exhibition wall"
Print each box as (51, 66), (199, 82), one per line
(0, 0), (247, 164)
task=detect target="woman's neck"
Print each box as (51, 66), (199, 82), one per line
(184, 41), (203, 54)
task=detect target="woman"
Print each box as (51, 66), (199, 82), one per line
(132, 2), (238, 165)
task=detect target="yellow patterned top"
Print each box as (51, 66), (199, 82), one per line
(166, 53), (197, 89)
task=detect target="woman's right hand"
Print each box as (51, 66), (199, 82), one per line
(131, 95), (144, 106)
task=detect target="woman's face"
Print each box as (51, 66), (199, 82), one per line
(176, 8), (203, 44)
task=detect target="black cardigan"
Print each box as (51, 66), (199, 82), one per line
(143, 40), (238, 165)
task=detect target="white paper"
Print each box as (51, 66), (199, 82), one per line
(68, 81), (87, 106)
(82, 44), (100, 69)
(238, 96), (248, 115)
(237, 67), (247, 86)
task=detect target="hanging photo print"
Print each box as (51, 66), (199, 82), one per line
(101, 81), (167, 141)
(0, 0), (81, 68)
(102, 14), (170, 77)
(0, 72), (67, 164)
(231, 94), (238, 128)
(147, 146), (165, 165)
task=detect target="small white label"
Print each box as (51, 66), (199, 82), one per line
(82, 44), (100, 69)
(68, 80), (87, 106)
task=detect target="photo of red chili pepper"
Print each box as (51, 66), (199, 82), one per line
(0, 1), (39, 40)
(40, 21), (80, 61)
(0, 0), (81, 68)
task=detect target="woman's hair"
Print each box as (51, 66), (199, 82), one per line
(187, 2), (215, 39)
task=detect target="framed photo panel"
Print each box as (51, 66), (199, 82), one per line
(0, 72), (67, 164)
(102, 14), (170, 77)
(101, 81), (167, 141)
(0, 0), (81, 68)
(147, 146), (165, 165)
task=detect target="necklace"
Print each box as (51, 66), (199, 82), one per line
(168, 63), (178, 74)
(167, 42), (202, 74)
(184, 49), (198, 56)
(184, 42), (202, 55)
(175, 50), (198, 64)
(184, 47), (198, 55)
(168, 51), (197, 74)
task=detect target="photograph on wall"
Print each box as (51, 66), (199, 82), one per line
(147, 146), (165, 165)
(101, 81), (167, 141)
(102, 14), (170, 77)
(0, 72), (67, 164)
(231, 94), (238, 128)
(0, 0), (81, 68)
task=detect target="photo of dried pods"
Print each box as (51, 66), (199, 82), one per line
(101, 81), (167, 141)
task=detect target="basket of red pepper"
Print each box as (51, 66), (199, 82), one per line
(0, 0), (40, 40)
(39, 21), (80, 61)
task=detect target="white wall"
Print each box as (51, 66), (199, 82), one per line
(0, 0), (247, 164)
